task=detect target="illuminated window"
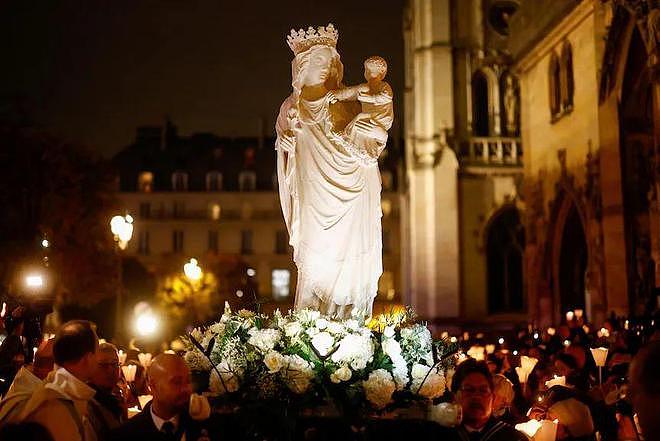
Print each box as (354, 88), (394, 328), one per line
(172, 171), (188, 191)
(206, 171), (223, 191)
(138, 172), (153, 192)
(209, 203), (221, 220)
(272, 269), (291, 299)
(239, 171), (257, 191)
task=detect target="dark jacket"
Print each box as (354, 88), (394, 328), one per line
(456, 417), (527, 441)
(109, 402), (212, 441)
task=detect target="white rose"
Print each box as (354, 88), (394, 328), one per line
(209, 360), (241, 394)
(345, 319), (360, 332)
(330, 365), (352, 383)
(315, 318), (329, 330)
(189, 393), (211, 421)
(326, 321), (346, 335)
(263, 350), (285, 373)
(311, 332), (334, 357)
(383, 326), (395, 338)
(411, 363), (446, 399)
(305, 327), (320, 338)
(282, 354), (314, 394)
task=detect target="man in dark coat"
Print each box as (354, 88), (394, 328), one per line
(110, 353), (215, 441)
(452, 359), (527, 441)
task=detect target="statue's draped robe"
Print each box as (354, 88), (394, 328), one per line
(276, 94), (385, 317)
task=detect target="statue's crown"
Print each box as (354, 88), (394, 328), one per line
(287, 23), (339, 55)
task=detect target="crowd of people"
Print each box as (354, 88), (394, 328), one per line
(0, 307), (656, 441)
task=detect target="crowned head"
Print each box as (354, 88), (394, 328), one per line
(287, 23), (339, 56)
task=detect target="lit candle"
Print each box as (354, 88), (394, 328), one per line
(599, 327), (610, 338)
(498, 337), (505, 345)
(515, 419), (542, 438)
(463, 331), (470, 341)
(547, 327), (556, 336)
(485, 344), (495, 354)
(544, 375), (566, 389)
(468, 346), (485, 361)
(566, 311), (575, 321)
(574, 309), (583, 319)
(122, 364), (137, 383)
(138, 352), (152, 368)
(590, 347), (608, 367)
(32, 347), (38, 358)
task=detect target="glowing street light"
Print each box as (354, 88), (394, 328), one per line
(25, 273), (45, 290)
(183, 258), (203, 282)
(110, 214), (134, 250)
(135, 311), (158, 337)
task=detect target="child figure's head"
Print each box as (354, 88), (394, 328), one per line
(364, 56), (387, 81)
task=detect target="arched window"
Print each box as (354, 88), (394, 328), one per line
(560, 41), (574, 111)
(472, 71), (490, 136)
(548, 52), (561, 118)
(206, 171), (223, 191)
(172, 171), (188, 191)
(486, 206), (525, 313)
(138, 171), (153, 192)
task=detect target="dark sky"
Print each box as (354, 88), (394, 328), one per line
(1, 0), (404, 157)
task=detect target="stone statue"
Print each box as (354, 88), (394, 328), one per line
(275, 24), (392, 318)
(503, 74), (518, 135)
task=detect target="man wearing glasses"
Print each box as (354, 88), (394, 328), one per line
(89, 343), (126, 440)
(451, 359), (526, 441)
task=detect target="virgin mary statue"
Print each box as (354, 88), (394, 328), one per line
(275, 24), (392, 318)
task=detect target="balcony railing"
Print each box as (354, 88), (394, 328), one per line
(459, 137), (522, 166)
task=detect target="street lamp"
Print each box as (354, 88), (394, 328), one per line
(110, 214), (133, 342)
(183, 258), (202, 282)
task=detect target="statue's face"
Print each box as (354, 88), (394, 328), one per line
(304, 47), (333, 87)
(364, 63), (383, 81)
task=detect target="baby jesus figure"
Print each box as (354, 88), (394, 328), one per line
(328, 56), (394, 159)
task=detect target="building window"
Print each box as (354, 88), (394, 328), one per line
(548, 52), (561, 119)
(560, 41), (574, 111)
(472, 70), (490, 136)
(241, 230), (253, 254)
(173, 201), (185, 218)
(276, 230), (288, 254)
(378, 271), (395, 300)
(383, 230), (391, 254)
(172, 171), (188, 191)
(139, 202), (151, 219)
(209, 203), (221, 221)
(206, 171), (223, 191)
(172, 230), (184, 253)
(381, 170), (394, 191)
(272, 269), (291, 299)
(208, 230), (218, 253)
(239, 171), (257, 191)
(486, 206), (525, 313)
(138, 172), (154, 193)
(138, 230), (150, 255)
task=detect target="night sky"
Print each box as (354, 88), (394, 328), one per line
(1, 0), (404, 157)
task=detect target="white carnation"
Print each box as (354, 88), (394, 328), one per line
(311, 331), (335, 357)
(363, 369), (396, 409)
(248, 328), (281, 353)
(411, 363), (446, 399)
(326, 321), (346, 336)
(315, 318), (329, 330)
(331, 333), (374, 371)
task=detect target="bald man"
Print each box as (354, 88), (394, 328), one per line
(629, 340), (660, 441)
(109, 354), (214, 441)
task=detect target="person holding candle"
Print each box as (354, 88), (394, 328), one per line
(451, 359), (527, 441)
(88, 343), (126, 440)
(18, 320), (100, 441)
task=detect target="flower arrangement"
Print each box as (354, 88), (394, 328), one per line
(182, 304), (458, 412)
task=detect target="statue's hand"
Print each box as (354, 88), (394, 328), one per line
(326, 90), (338, 104)
(278, 134), (296, 154)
